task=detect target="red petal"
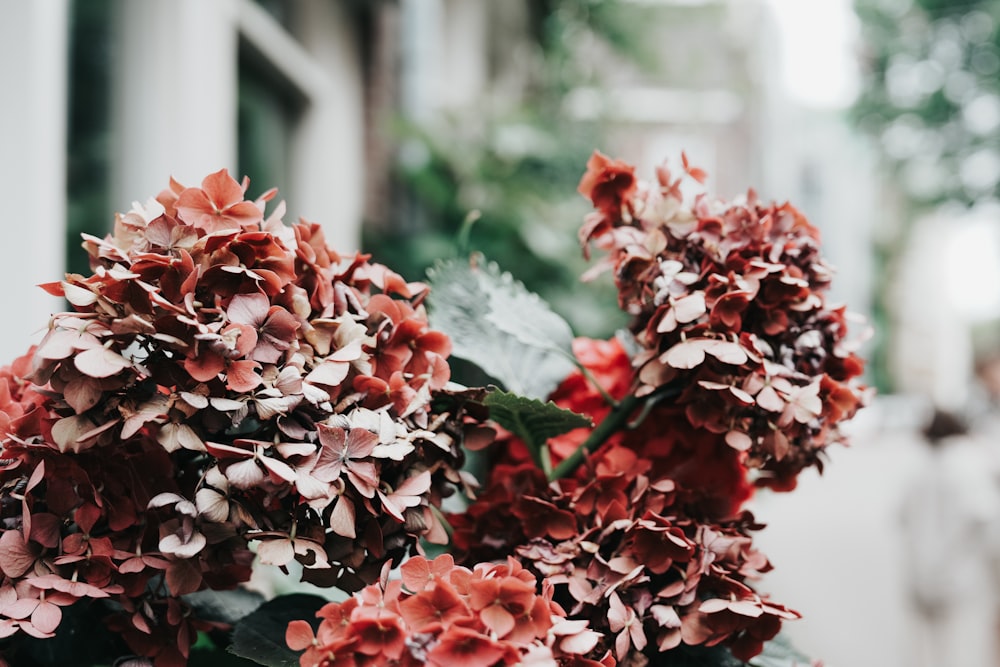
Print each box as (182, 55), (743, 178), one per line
(74, 503), (101, 534)
(165, 559), (203, 596)
(285, 620), (315, 651)
(201, 169), (245, 209)
(184, 350), (225, 382)
(226, 359), (262, 393)
(479, 604), (515, 638)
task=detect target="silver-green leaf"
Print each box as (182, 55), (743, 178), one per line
(427, 255), (576, 399)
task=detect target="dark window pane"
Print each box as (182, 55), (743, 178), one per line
(237, 58), (298, 202)
(66, 0), (113, 276)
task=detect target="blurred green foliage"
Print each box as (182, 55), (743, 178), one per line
(853, 0), (1000, 208)
(362, 0), (668, 340)
(852, 0), (1000, 388)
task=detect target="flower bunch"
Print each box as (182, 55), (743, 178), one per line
(0, 170), (477, 662)
(449, 153), (866, 665)
(286, 554), (612, 667)
(482, 337), (753, 519)
(577, 152), (868, 489)
(0, 153), (864, 667)
(450, 341), (785, 664)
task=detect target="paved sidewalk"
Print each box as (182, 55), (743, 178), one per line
(748, 397), (996, 667)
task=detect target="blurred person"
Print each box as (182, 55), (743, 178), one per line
(973, 353), (1000, 434)
(900, 408), (1000, 667)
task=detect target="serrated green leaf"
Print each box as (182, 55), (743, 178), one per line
(484, 388), (591, 451)
(427, 255), (576, 399)
(227, 594), (327, 667)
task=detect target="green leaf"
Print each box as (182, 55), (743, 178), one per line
(749, 635), (816, 667)
(6, 600), (129, 667)
(427, 255), (576, 399)
(661, 644), (747, 667)
(185, 587), (265, 625)
(189, 644), (260, 666)
(484, 388), (591, 453)
(227, 593), (328, 667)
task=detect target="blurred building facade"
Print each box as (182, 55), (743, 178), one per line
(0, 0), (875, 350)
(1, 0), (370, 354)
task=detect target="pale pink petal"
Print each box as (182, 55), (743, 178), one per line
(557, 629), (601, 655)
(227, 293), (269, 327)
(159, 531), (206, 559)
(260, 456), (296, 484)
(225, 459), (266, 489)
(195, 488), (230, 522)
(0, 530), (37, 578)
(3, 598), (39, 620)
(74, 347), (131, 378)
(30, 601), (62, 634)
(756, 385), (785, 412)
(329, 496), (356, 538)
(256, 539), (295, 566)
(305, 360), (349, 387)
(63, 377), (103, 413)
(725, 431), (753, 451)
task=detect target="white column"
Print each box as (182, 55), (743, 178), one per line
(112, 0), (240, 209)
(289, 0), (365, 254)
(0, 0), (68, 354)
(439, 0), (489, 110)
(399, 0), (444, 122)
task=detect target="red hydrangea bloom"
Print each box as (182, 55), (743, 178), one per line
(0, 172), (487, 662)
(480, 336), (754, 521)
(453, 442), (793, 664)
(577, 152), (870, 489)
(285, 555), (610, 667)
(450, 145), (872, 663)
(577, 151), (637, 223)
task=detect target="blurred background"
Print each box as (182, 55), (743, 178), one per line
(4, 0), (1000, 665)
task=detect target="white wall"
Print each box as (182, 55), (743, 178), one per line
(113, 0), (364, 252)
(0, 0), (68, 356)
(112, 0), (240, 209)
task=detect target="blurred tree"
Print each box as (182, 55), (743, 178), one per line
(853, 0), (1000, 208)
(852, 0), (1000, 391)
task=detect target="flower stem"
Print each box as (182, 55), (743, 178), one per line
(539, 441), (553, 478)
(548, 380), (684, 481)
(549, 393), (643, 481)
(575, 361), (619, 407)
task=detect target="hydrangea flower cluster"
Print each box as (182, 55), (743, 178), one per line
(0, 171), (476, 663)
(0, 154), (863, 667)
(577, 152), (868, 489)
(449, 153), (867, 665)
(450, 339), (789, 664)
(286, 554), (612, 667)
